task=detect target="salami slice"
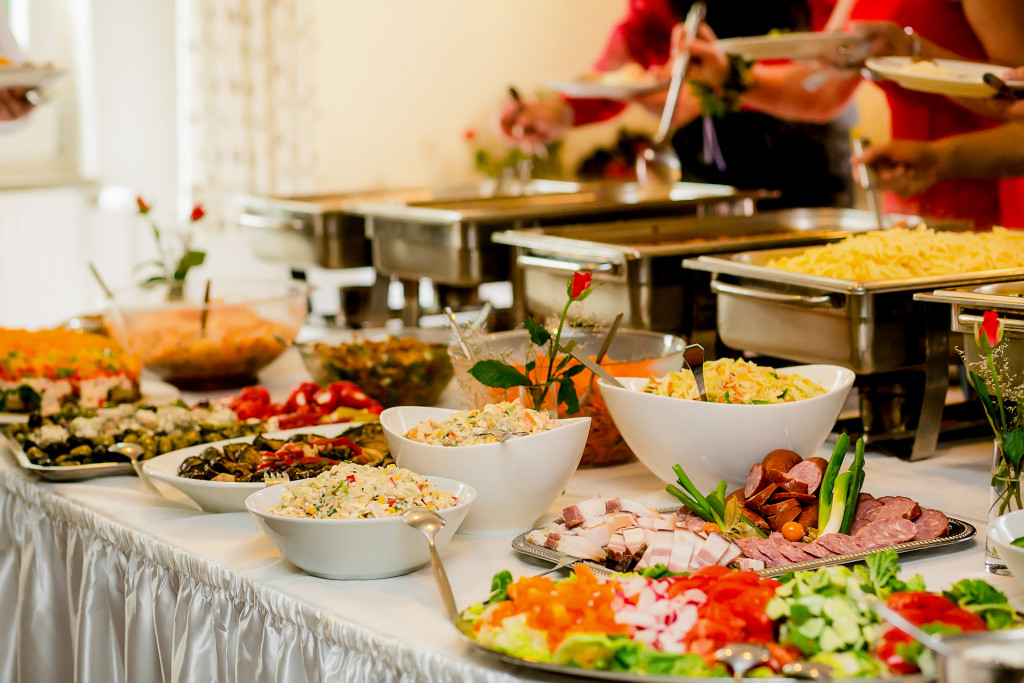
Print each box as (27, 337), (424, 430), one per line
(746, 483), (778, 510)
(762, 449), (803, 474)
(854, 518), (917, 549)
(776, 538), (815, 563)
(803, 542), (835, 558)
(735, 536), (770, 563)
(768, 505), (803, 532)
(740, 507), (771, 534)
(754, 537), (790, 567)
(760, 498), (800, 517)
(815, 533), (863, 555)
(912, 509), (949, 541)
(796, 501), (819, 529)
(787, 459), (825, 494)
(745, 463), (770, 499)
(854, 497), (883, 521)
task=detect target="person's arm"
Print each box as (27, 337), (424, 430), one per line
(857, 123), (1024, 196)
(963, 0), (1024, 66)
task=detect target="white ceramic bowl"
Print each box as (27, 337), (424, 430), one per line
(379, 406), (591, 536)
(598, 364), (856, 491)
(245, 475), (475, 579)
(988, 509), (1024, 590)
(143, 423), (373, 513)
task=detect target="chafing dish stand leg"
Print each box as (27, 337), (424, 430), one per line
(908, 306), (950, 460)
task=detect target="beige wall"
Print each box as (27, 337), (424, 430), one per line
(310, 0), (655, 192)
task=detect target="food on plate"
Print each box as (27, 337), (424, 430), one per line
(0, 328), (141, 414)
(645, 358), (825, 404)
(107, 305), (295, 384)
(221, 382), (382, 431)
(301, 335), (453, 408)
(666, 437), (952, 569)
(898, 60), (961, 78)
(461, 550), (1021, 677)
(8, 381), (383, 468)
(404, 400), (558, 447)
(9, 401), (262, 467)
(526, 496), (756, 574)
(766, 226), (1024, 281)
(176, 424), (391, 483)
(267, 463), (458, 519)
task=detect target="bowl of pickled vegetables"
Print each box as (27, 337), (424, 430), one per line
(299, 327), (454, 408)
(103, 279), (308, 390)
(448, 327), (685, 467)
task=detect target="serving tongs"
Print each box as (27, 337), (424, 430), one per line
(851, 137), (887, 232)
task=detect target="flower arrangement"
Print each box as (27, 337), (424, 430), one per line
(468, 271), (597, 415)
(135, 196), (206, 296)
(964, 311), (1024, 516)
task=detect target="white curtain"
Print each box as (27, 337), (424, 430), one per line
(184, 0), (319, 217)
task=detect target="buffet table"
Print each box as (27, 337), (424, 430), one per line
(1, 349), (1022, 683)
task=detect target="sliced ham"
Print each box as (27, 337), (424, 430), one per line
(754, 537), (790, 567)
(854, 518), (917, 549)
(774, 537), (816, 564)
(735, 536), (770, 563)
(870, 496), (922, 522)
(802, 542), (835, 559)
(815, 533), (864, 556)
(912, 509), (949, 541)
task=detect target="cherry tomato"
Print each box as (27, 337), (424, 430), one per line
(781, 521), (805, 542)
(701, 522), (721, 534)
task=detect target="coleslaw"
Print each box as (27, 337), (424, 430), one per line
(404, 400), (559, 447)
(645, 358), (825, 404)
(268, 463), (457, 519)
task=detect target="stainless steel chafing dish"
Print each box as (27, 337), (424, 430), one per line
(917, 281), (1024, 388)
(348, 181), (761, 288)
(493, 208), (935, 344)
(685, 229), (1024, 460)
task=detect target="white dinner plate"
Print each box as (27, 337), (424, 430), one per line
(0, 64), (62, 89)
(716, 31), (867, 61)
(547, 75), (668, 100)
(866, 56), (1024, 98)
(0, 378), (180, 424)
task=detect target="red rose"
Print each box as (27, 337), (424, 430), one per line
(190, 204), (206, 222)
(136, 196), (151, 214)
(976, 310), (1003, 350)
(570, 271), (592, 299)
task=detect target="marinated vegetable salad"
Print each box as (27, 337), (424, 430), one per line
(645, 358), (825, 404)
(461, 551), (1023, 678)
(404, 400), (558, 447)
(268, 463), (458, 519)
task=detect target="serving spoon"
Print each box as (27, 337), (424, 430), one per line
(636, 1), (705, 190)
(715, 643), (770, 681)
(109, 442), (162, 495)
(403, 508), (459, 623)
(682, 343), (707, 401)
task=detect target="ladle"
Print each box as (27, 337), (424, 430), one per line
(109, 442), (162, 495)
(636, 1), (705, 189)
(402, 508), (459, 623)
(715, 643), (770, 681)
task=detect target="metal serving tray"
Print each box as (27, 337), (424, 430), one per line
(685, 240), (1021, 374)
(511, 511), (976, 579)
(2, 432), (134, 482)
(495, 208), (935, 339)
(350, 182), (761, 287)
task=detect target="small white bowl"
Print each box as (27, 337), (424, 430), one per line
(143, 423), (373, 513)
(598, 364), (855, 491)
(245, 475), (475, 579)
(988, 508), (1024, 589)
(379, 406), (590, 536)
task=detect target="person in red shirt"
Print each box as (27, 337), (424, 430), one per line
(498, 0), (855, 209)
(682, 0), (1024, 227)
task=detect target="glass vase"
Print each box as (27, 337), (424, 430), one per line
(986, 438), (1024, 574)
(519, 383), (558, 419)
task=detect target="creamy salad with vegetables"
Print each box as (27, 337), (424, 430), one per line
(645, 358), (825, 404)
(268, 463), (458, 519)
(404, 400), (559, 447)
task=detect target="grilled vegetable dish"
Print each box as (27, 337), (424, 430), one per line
(177, 424), (392, 483)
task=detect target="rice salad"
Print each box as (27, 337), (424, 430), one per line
(268, 463), (457, 519)
(404, 400), (559, 447)
(645, 358), (825, 404)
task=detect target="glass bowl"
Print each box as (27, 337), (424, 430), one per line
(299, 327), (454, 408)
(449, 327), (686, 467)
(103, 279), (309, 390)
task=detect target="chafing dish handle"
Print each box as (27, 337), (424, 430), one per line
(517, 254), (617, 274)
(237, 214), (308, 231)
(958, 312), (1024, 332)
(710, 279), (835, 308)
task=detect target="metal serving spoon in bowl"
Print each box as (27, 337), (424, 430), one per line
(682, 343), (707, 401)
(403, 508), (459, 623)
(715, 643), (770, 681)
(109, 442), (162, 495)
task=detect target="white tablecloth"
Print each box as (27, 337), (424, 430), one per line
(2, 350), (1022, 682)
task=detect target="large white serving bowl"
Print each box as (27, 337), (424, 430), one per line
(598, 364), (855, 491)
(379, 406), (591, 536)
(988, 508), (1024, 589)
(245, 475), (475, 580)
(143, 423), (372, 513)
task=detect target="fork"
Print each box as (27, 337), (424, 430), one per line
(264, 471), (290, 486)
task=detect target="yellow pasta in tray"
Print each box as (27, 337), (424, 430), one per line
(767, 226), (1024, 281)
